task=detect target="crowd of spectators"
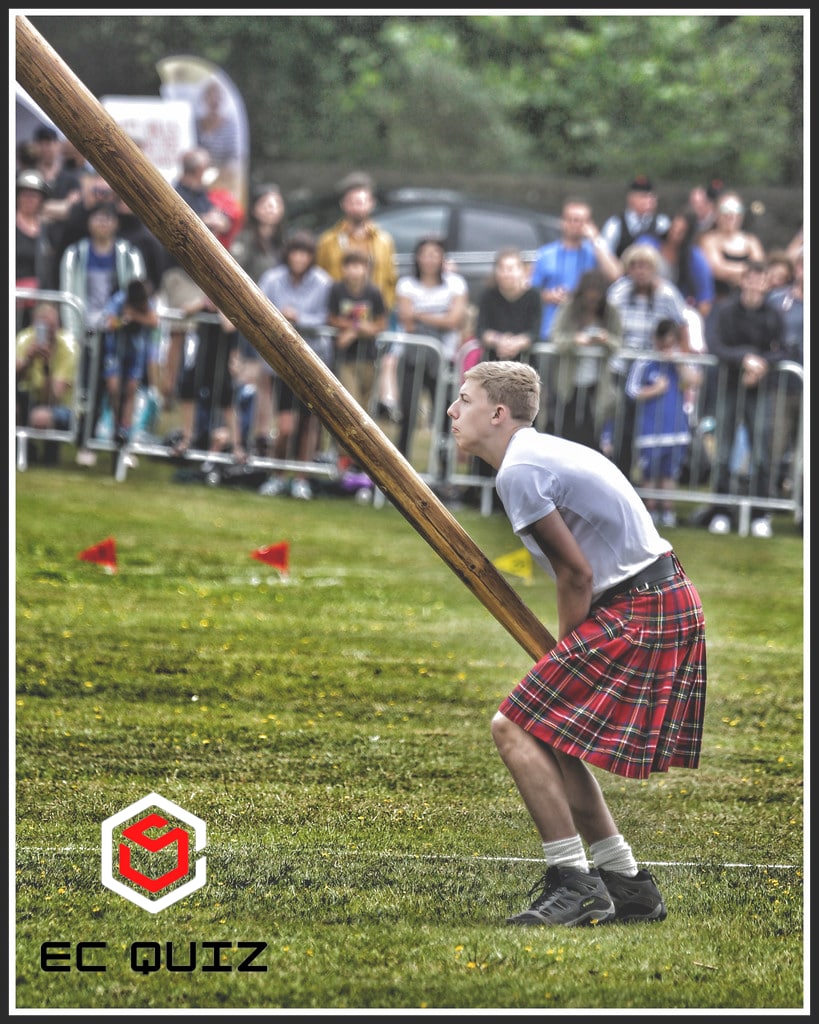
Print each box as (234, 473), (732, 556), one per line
(14, 115), (803, 534)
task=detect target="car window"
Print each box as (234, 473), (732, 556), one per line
(457, 208), (543, 252)
(372, 205), (449, 253)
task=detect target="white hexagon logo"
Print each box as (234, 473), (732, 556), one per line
(101, 792), (206, 913)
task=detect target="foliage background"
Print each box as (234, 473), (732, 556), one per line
(24, 13), (804, 192)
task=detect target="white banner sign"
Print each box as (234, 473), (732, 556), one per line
(101, 96), (195, 185)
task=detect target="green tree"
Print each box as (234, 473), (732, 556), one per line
(22, 13), (804, 187)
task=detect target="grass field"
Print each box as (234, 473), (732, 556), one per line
(13, 458), (805, 1012)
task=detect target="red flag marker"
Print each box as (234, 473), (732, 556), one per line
(251, 541), (289, 575)
(78, 537), (117, 573)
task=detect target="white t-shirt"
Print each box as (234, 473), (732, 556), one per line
(396, 271), (468, 361)
(495, 427), (669, 601)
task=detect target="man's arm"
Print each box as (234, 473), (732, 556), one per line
(528, 509), (594, 640)
(584, 222), (623, 282)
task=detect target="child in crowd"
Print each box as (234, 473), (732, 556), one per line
(327, 249), (388, 482)
(101, 278), (161, 446)
(327, 249), (388, 417)
(626, 318), (703, 529)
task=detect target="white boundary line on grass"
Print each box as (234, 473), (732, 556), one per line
(325, 851), (802, 871)
(24, 845), (801, 872)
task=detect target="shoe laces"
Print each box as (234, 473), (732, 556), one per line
(526, 866), (578, 910)
(526, 866), (558, 898)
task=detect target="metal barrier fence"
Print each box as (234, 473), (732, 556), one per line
(15, 289), (803, 536)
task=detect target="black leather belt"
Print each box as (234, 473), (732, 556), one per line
(594, 553), (678, 607)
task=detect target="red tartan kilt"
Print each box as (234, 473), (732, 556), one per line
(497, 559), (706, 780)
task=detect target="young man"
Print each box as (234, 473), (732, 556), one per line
(447, 360), (707, 927)
(315, 171), (397, 314)
(600, 175), (671, 259)
(530, 198), (621, 342)
(316, 172), (399, 420)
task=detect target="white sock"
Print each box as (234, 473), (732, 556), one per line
(590, 834), (638, 876)
(542, 835), (588, 872)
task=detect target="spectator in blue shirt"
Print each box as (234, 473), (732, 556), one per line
(530, 199), (621, 341)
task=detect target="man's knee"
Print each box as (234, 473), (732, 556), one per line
(491, 710), (517, 750)
(28, 407), (53, 429)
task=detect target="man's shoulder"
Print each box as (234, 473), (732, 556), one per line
(317, 220), (346, 245)
(367, 222), (395, 246)
(535, 239), (561, 260)
(16, 327), (35, 352)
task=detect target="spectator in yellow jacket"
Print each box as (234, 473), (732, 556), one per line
(315, 171), (397, 311)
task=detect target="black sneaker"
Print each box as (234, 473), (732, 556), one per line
(506, 866), (616, 927)
(599, 869), (667, 923)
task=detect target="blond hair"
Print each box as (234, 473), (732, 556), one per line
(621, 243), (660, 272)
(464, 360), (541, 423)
